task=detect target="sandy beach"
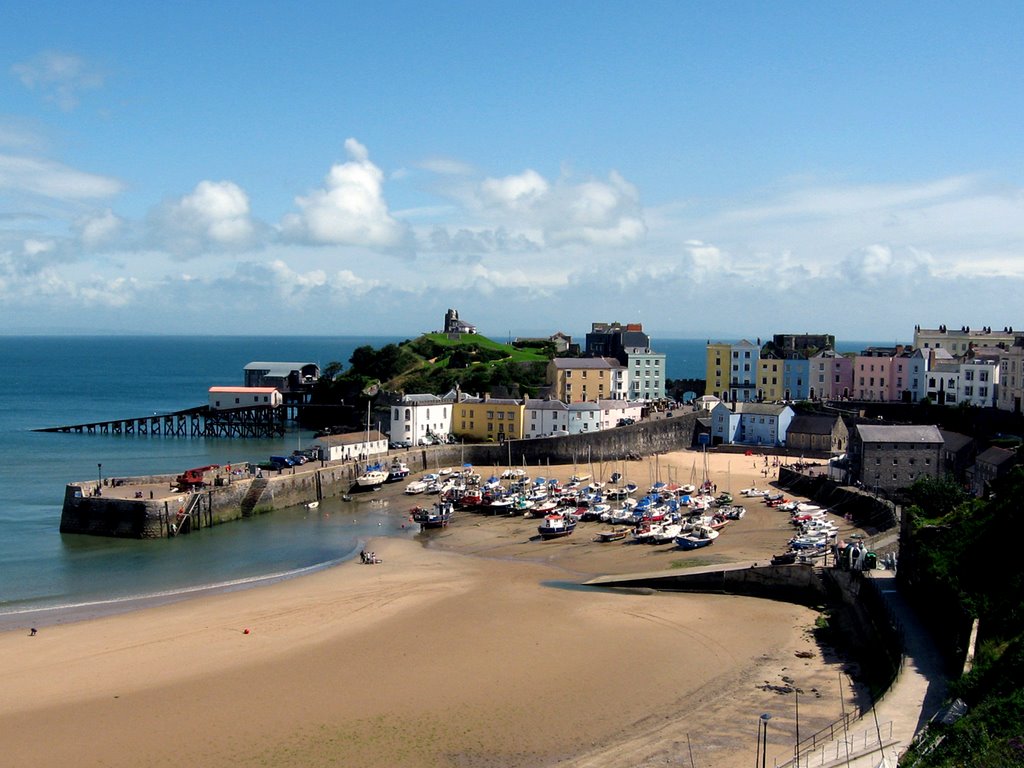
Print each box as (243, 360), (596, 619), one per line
(0, 447), (861, 768)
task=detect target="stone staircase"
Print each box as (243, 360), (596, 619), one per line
(240, 477), (269, 517)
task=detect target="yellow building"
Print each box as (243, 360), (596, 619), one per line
(452, 397), (524, 442)
(705, 342), (731, 400)
(546, 358), (627, 403)
(757, 357), (785, 402)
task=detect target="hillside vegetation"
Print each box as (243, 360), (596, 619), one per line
(901, 471), (1024, 767)
(310, 333), (554, 418)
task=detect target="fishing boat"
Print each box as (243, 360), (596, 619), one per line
(356, 462), (389, 488)
(537, 512), (577, 539)
(675, 524), (719, 550)
(411, 501), (454, 529)
(304, 500), (319, 510)
(386, 459), (410, 482)
(594, 527), (629, 542)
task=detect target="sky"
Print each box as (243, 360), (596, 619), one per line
(1, 1), (1022, 342)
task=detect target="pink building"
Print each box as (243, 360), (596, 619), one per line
(809, 350), (854, 399)
(853, 346), (917, 402)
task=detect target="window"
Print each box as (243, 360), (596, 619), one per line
(487, 423), (493, 432)
(486, 410), (494, 419)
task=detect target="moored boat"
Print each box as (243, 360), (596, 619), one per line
(356, 463), (389, 488)
(537, 512), (577, 539)
(411, 501), (454, 529)
(386, 459), (410, 482)
(594, 527), (629, 542)
(675, 523), (719, 550)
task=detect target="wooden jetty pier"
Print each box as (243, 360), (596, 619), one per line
(35, 404), (287, 439)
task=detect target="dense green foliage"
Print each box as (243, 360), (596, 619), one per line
(902, 469), (1024, 766)
(310, 333), (552, 420)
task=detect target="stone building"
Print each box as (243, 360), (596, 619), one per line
(847, 424), (943, 494)
(967, 446), (1018, 497)
(443, 308), (477, 336)
(785, 414), (848, 455)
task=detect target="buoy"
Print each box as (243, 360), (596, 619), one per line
(243, 628), (250, 635)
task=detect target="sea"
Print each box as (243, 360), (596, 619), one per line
(0, 335), (871, 629)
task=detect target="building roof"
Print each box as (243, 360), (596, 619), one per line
(524, 399), (568, 411)
(550, 357), (622, 370)
(855, 424), (944, 444)
(244, 361), (318, 375)
(400, 394), (446, 404)
(976, 446), (1017, 468)
(788, 414), (840, 435)
(939, 430), (974, 453)
(317, 430), (388, 446)
(209, 386), (279, 394)
(715, 402), (791, 417)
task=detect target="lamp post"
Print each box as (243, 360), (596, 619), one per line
(760, 713), (772, 768)
(97, 462), (102, 489)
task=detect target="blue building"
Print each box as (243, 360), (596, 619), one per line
(710, 402), (796, 447)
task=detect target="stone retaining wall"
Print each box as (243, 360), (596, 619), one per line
(59, 413), (701, 538)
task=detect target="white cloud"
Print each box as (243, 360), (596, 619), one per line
(0, 154), (123, 199)
(281, 138), (411, 251)
(839, 244), (935, 285)
(154, 180), (255, 254)
(430, 167), (647, 252)
(479, 169), (550, 211)
(75, 208), (123, 248)
(11, 50), (106, 111)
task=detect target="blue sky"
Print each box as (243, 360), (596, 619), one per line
(2, 1), (1022, 341)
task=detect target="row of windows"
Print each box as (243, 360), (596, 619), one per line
(875, 457), (932, 466)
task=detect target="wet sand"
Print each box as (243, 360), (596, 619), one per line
(0, 447), (860, 768)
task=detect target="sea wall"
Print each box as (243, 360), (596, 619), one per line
(59, 413), (701, 538)
(777, 467), (899, 532)
(588, 562), (829, 606)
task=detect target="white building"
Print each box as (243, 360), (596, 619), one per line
(523, 398), (570, 438)
(958, 359), (999, 407)
(710, 402), (795, 447)
(317, 430), (389, 462)
(567, 401), (602, 434)
(208, 386), (283, 411)
(390, 394), (453, 445)
(598, 399), (644, 429)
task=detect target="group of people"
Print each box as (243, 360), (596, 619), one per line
(359, 549), (380, 565)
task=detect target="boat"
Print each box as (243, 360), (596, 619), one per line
(356, 462), (389, 488)
(386, 459), (410, 482)
(411, 501), (454, 529)
(537, 512), (577, 539)
(594, 527), (629, 542)
(304, 500), (319, 510)
(404, 479), (428, 495)
(675, 524), (720, 550)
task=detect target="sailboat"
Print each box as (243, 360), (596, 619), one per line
(355, 398), (387, 488)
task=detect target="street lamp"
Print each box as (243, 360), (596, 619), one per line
(97, 462), (102, 488)
(760, 713), (773, 768)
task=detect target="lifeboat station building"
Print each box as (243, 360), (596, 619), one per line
(208, 387), (283, 411)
